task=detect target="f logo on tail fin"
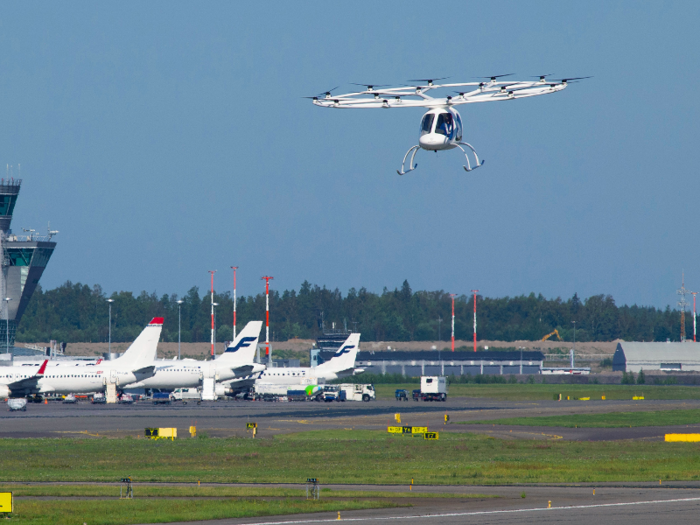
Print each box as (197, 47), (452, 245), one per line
(335, 345), (355, 357)
(226, 337), (257, 353)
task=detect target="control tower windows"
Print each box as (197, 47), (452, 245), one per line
(0, 195), (18, 216)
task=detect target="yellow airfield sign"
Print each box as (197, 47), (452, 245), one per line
(387, 426), (429, 435)
(0, 492), (12, 513)
(424, 432), (439, 440)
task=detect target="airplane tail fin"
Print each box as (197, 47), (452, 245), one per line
(216, 321), (263, 364)
(317, 333), (361, 373)
(111, 317), (163, 370)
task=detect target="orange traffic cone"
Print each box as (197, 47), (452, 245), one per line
(44, 399), (48, 404)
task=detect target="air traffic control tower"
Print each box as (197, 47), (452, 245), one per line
(0, 179), (57, 350)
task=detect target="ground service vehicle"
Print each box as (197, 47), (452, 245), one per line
(395, 389), (408, 401)
(171, 388), (201, 403)
(412, 389), (421, 401)
(338, 383), (375, 402)
(152, 392), (172, 405)
(322, 385), (346, 402)
(8, 398), (27, 411)
(92, 392), (106, 404)
(63, 394), (77, 404)
(418, 376), (447, 401)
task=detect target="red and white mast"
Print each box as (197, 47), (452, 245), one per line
(450, 293), (457, 352)
(471, 289), (479, 352)
(208, 270), (217, 357)
(262, 276), (274, 364)
(231, 266), (238, 340)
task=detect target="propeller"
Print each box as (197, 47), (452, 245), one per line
(350, 83), (390, 92)
(558, 76), (593, 83)
(531, 74), (553, 81)
(407, 77), (450, 86)
(478, 73), (514, 81)
(302, 86), (341, 100)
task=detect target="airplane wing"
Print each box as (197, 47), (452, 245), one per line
(230, 364), (260, 377)
(7, 360), (48, 393)
(132, 365), (157, 378)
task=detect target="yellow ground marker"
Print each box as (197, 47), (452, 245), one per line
(665, 434), (700, 442)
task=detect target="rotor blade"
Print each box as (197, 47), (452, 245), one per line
(531, 74), (553, 80)
(558, 76), (593, 82)
(478, 73), (515, 80)
(349, 83), (391, 89)
(407, 76), (450, 82)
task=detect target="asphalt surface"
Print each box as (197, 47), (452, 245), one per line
(3, 397), (700, 440)
(125, 485), (700, 525)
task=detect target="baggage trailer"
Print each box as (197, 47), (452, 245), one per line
(417, 376), (447, 401)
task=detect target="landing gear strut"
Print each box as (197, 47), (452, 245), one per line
(456, 142), (485, 172)
(397, 145), (420, 175)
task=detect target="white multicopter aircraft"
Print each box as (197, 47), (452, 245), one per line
(256, 333), (361, 386)
(127, 321), (265, 391)
(310, 75), (587, 174)
(0, 317), (163, 398)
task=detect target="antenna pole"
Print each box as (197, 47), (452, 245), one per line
(471, 290), (479, 352)
(231, 266), (238, 340)
(262, 276), (274, 365)
(208, 270), (217, 357)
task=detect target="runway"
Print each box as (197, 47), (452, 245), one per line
(125, 485), (700, 525)
(3, 397), (700, 440)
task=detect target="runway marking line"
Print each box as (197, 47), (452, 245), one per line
(240, 496), (700, 524)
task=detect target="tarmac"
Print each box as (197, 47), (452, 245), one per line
(3, 396), (700, 440)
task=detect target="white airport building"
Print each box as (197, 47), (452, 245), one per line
(612, 342), (700, 372)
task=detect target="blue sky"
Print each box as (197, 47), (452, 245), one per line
(0, 2), (698, 308)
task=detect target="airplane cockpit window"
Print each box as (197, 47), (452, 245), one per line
(420, 114), (434, 135)
(435, 112), (454, 137)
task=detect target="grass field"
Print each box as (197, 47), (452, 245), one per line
(3, 430), (700, 486)
(375, 383), (700, 401)
(0, 484), (491, 499)
(6, 498), (398, 525)
(466, 409), (700, 428)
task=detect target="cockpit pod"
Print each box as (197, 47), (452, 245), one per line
(419, 108), (463, 151)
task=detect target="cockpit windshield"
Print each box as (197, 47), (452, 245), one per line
(420, 114), (434, 135)
(435, 112), (454, 137)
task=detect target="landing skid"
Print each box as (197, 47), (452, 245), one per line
(456, 142), (485, 172)
(397, 145), (420, 175)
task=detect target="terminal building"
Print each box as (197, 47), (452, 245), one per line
(0, 178), (57, 354)
(613, 342), (700, 372)
(354, 350), (545, 376)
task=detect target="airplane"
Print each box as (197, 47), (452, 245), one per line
(255, 333), (361, 386)
(310, 75), (588, 175)
(126, 321), (265, 391)
(0, 317), (163, 398)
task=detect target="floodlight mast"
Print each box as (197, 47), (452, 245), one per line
(208, 270), (217, 357)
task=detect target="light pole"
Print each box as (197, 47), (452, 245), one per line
(107, 298), (114, 355)
(231, 266), (238, 340)
(571, 320), (576, 369)
(692, 292), (698, 343)
(437, 316), (442, 341)
(4, 297), (11, 353)
(450, 294), (457, 352)
(177, 299), (184, 359)
(262, 276), (274, 365)
(471, 290), (479, 352)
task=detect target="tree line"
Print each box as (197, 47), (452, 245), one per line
(15, 279), (689, 344)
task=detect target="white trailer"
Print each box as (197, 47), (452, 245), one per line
(419, 376), (447, 401)
(172, 388), (201, 402)
(8, 398), (27, 411)
(338, 383), (375, 402)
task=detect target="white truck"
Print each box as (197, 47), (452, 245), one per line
(338, 383), (375, 402)
(171, 388), (202, 404)
(417, 376), (447, 401)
